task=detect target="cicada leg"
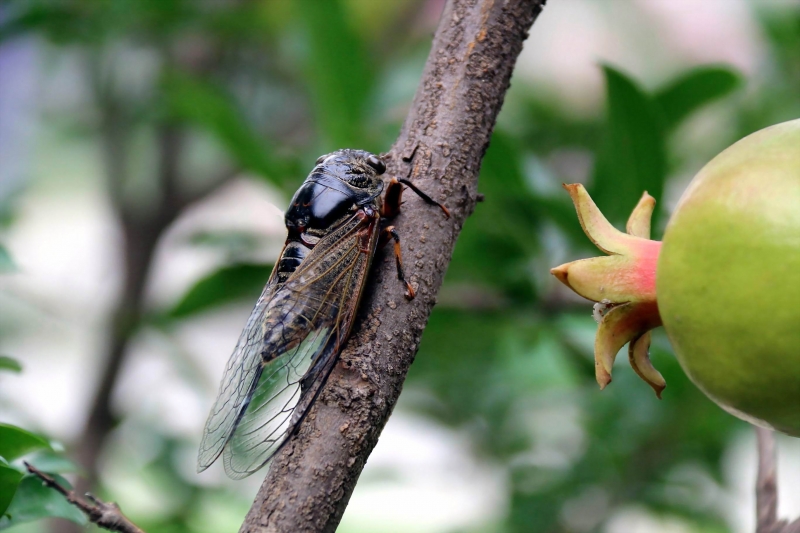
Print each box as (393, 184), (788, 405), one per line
(381, 178), (404, 219)
(380, 178), (450, 219)
(379, 225), (414, 300)
(379, 177), (449, 300)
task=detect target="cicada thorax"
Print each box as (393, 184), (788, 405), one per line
(273, 150), (386, 285)
(260, 209), (380, 358)
(262, 149), (387, 359)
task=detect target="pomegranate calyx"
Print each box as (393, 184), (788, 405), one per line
(550, 184), (665, 397)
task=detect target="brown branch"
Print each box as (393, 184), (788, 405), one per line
(239, 0), (548, 531)
(25, 463), (146, 533)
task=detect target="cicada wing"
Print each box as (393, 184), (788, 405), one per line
(221, 325), (335, 478)
(197, 282), (278, 472)
(200, 212), (378, 479)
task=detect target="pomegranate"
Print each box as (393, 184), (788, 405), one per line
(551, 119), (800, 437)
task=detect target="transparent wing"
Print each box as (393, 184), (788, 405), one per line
(197, 212), (378, 479)
(196, 282), (278, 471)
(222, 324), (333, 478)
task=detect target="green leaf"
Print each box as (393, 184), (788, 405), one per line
(294, 0), (372, 147)
(168, 263), (274, 319)
(0, 245), (14, 272)
(655, 66), (741, 131)
(0, 465), (24, 518)
(0, 425), (50, 462)
(0, 357), (21, 374)
(0, 474), (86, 528)
(591, 65), (667, 227)
(162, 73), (289, 183)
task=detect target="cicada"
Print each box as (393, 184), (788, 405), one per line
(197, 149), (449, 479)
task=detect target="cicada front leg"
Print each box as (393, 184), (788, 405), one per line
(380, 177), (450, 219)
(379, 225), (415, 300)
(379, 177), (449, 300)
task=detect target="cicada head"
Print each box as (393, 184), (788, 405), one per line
(286, 150), (387, 235)
(313, 149), (386, 201)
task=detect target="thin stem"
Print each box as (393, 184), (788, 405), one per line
(25, 463), (146, 533)
(756, 426), (779, 533)
(753, 426), (800, 533)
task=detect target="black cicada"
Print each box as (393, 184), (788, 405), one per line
(197, 149), (449, 479)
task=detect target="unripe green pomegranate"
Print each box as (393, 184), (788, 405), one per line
(551, 119), (800, 436)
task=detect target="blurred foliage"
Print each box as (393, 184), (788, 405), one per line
(0, 420), (85, 528)
(0, 246), (13, 273)
(168, 263), (274, 319)
(2, 1), (800, 532)
(162, 72), (291, 181)
(591, 66), (668, 227)
(0, 425), (51, 463)
(409, 59), (746, 531)
(0, 358), (21, 374)
(0, 260), (86, 529)
(654, 67), (742, 132)
(0, 466), (23, 522)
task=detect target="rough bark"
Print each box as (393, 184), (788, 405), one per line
(240, 0), (547, 531)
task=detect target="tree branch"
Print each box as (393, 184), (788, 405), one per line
(240, 1), (548, 531)
(25, 463), (145, 533)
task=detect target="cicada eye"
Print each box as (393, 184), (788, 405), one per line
(315, 155), (327, 165)
(366, 155), (386, 175)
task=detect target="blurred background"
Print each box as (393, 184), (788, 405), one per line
(1, 0), (799, 532)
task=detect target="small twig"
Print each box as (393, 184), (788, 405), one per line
(754, 427), (800, 533)
(756, 426), (779, 532)
(23, 462), (146, 533)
